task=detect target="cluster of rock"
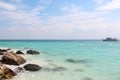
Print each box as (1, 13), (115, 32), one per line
(0, 48), (41, 79)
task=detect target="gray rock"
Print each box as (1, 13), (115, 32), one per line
(82, 77), (93, 80)
(66, 59), (87, 63)
(42, 67), (52, 71)
(16, 50), (24, 54)
(52, 66), (67, 71)
(24, 64), (42, 71)
(74, 69), (84, 72)
(27, 50), (40, 55)
(14, 67), (24, 73)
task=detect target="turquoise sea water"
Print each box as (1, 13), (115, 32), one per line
(0, 40), (120, 80)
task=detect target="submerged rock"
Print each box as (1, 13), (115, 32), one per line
(14, 67), (24, 73)
(82, 77), (93, 80)
(27, 50), (40, 55)
(2, 51), (26, 65)
(52, 66), (67, 71)
(0, 62), (16, 79)
(24, 64), (42, 71)
(66, 59), (87, 63)
(16, 50), (24, 54)
(42, 67), (52, 71)
(74, 69), (84, 72)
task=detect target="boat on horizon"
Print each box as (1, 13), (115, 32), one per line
(103, 37), (118, 41)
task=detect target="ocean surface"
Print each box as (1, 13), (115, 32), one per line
(0, 40), (120, 80)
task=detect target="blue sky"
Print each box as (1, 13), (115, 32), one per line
(0, 0), (120, 39)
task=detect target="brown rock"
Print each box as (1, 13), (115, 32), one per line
(0, 62), (16, 79)
(2, 51), (26, 65)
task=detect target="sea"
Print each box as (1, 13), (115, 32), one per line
(0, 40), (120, 80)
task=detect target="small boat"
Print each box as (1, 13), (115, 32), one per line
(103, 37), (118, 41)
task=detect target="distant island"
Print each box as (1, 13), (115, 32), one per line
(103, 37), (118, 41)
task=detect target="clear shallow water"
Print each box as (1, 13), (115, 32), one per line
(0, 40), (120, 80)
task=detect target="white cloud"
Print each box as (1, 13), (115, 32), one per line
(30, 6), (45, 16)
(94, 0), (104, 5)
(0, 2), (118, 39)
(0, 1), (16, 10)
(61, 5), (82, 13)
(12, 0), (22, 3)
(96, 0), (120, 10)
(40, 0), (53, 4)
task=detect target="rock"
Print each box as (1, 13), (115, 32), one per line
(52, 66), (67, 71)
(82, 77), (93, 80)
(27, 50), (40, 55)
(0, 49), (8, 55)
(2, 51), (26, 65)
(74, 69), (84, 72)
(14, 67), (24, 73)
(66, 59), (87, 63)
(7, 48), (11, 50)
(24, 64), (41, 71)
(0, 62), (16, 79)
(42, 67), (52, 71)
(16, 50), (24, 54)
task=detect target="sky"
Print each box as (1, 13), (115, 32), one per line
(0, 0), (120, 39)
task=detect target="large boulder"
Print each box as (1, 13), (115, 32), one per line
(24, 64), (41, 71)
(0, 62), (16, 79)
(16, 50), (24, 54)
(2, 51), (26, 65)
(27, 50), (40, 55)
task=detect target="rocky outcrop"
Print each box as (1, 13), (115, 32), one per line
(0, 48), (41, 79)
(2, 51), (26, 65)
(16, 50), (24, 54)
(24, 64), (41, 71)
(0, 62), (16, 79)
(27, 50), (40, 55)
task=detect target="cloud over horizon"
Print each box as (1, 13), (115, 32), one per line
(0, 0), (120, 39)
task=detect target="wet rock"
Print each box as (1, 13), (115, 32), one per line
(27, 50), (40, 55)
(14, 67), (24, 73)
(0, 62), (16, 79)
(66, 59), (87, 63)
(16, 50), (24, 54)
(82, 77), (93, 80)
(42, 67), (52, 71)
(24, 64), (42, 71)
(2, 51), (26, 65)
(0, 49), (8, 55)
(52, 66), (67, 71)
(7, 48), (11, 50)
